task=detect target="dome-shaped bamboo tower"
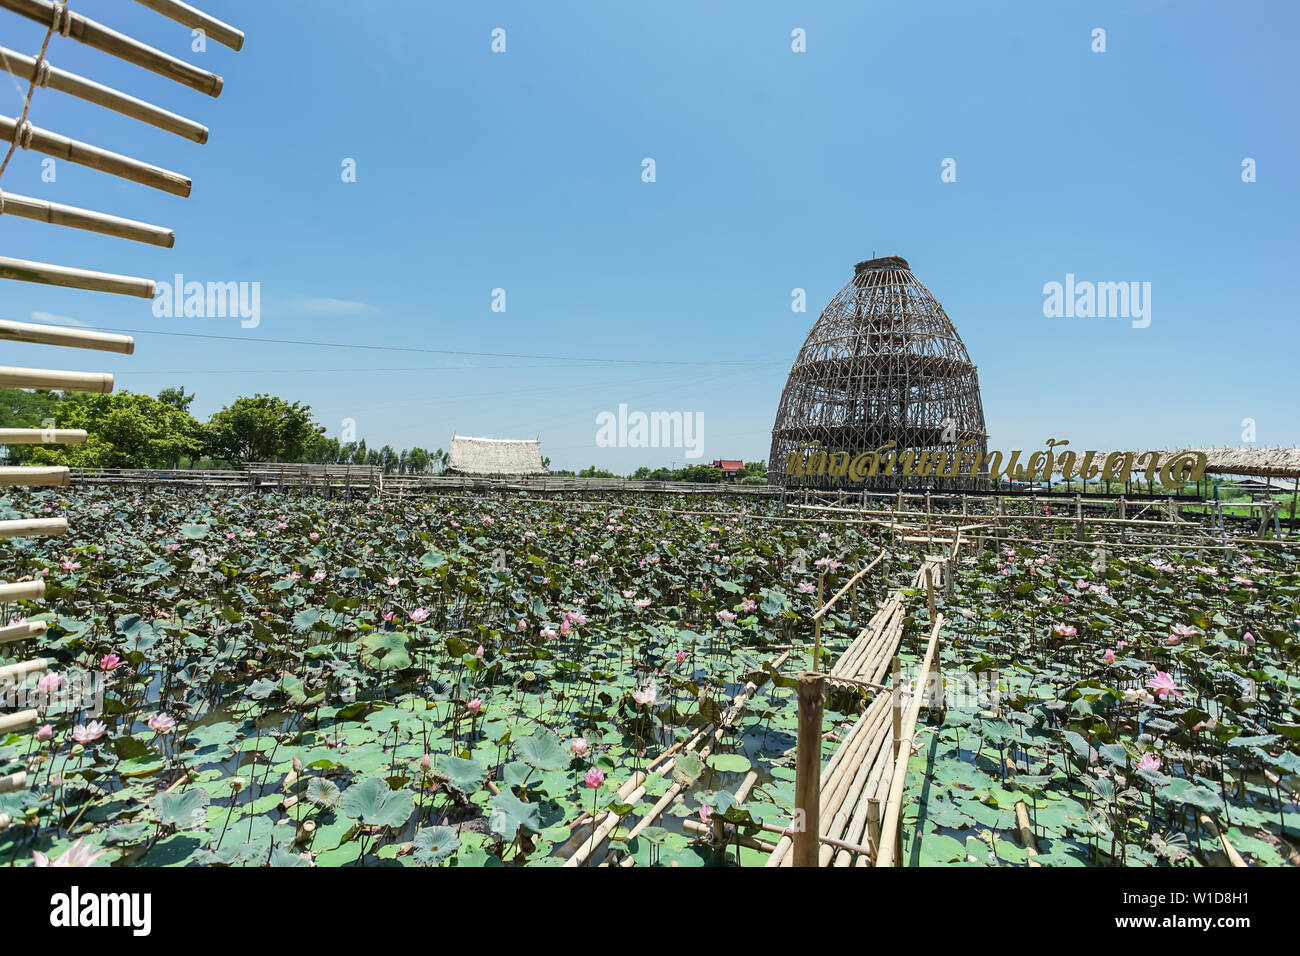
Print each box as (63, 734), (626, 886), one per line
(768, 256), (988, 489)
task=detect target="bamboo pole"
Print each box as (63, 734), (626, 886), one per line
(874, 614), (945, 867)
(0, 466), (68, 487)
(133, 0), (245, 51)
(0, 114), (192, 197)
(0, 256), (154, 298)
(0, 620), (47, 645)
(0, 367), (113, 393)
(793, 671), (825, 867)
(0, 47), (208, 142)
(811, 551), (885, 621)
(0, 711), (38, 735)
(0, 428), (87, 445)
(0, 190), (174, 246)
(0, 0), (225, 96)
(0, 517), (67, 538)
(924, 567), (935, 621)
(0, 771), (28, 794)
(1014, 800), (1040, 867)
(1199, 814), (1247, 867)
(0, 658), (47, 682)
(0, 579), (44, 602)
(0, 319), (134, 354)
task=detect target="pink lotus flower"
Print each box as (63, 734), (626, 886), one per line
(1171, 624), (1197, 639)
(959, 609), (976, 620)
(1104, 649), (1116, 664)
(32, 838), (107, 868)
(38, 672), (62, 695)
(632, 684), (658, 707)
(474, 645), (484, 659)
(382, 611), (396, 623)
(100, 653), (121, 671)
(35, 723), (54, 742)
(699, 805), (712, 824)
(634, 598), (651, 609)
(309, 532), (320, 541)
(798, 582), (816, 594)
(584, 767), (605, 789)
(517, 618), (528, 631)
(1076, 580), (1089, 590)
(312, 571), (327, 582)
(386, 576), (402, 586)
(1052, 624), (1077, 637)
(1244, 631), (1255, 645)
(225, 532), (237, 540)
(1166, 634), (1181, 645)
(1146, 671), (1181, 699)
(166, 543), (181, 551)
(541, 626), (558, 640)
(622, 590), (637, 600)
(570, 737), (589, 757)
(408, 607), (430, 624)
(1059, 595), (1070, 604)
(676, 650), (687, 663)
(467, 697), (483, 713)
(559, 620), (572, 636)
(286, 571), (302, 581)
(148, 713), (176, 733)
(60, 560), (81, 571)
(72, 721), (107, 744)
(1136, 753), (1161, 772)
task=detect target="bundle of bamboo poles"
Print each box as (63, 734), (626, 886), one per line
(766, 689), (897, 866)
(827, 592), (906, 690)
(873, 613), (946, 867)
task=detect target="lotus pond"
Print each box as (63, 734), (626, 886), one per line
(1, 487), (1297, 867)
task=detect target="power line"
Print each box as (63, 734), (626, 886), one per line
(98, 326), (785, 368)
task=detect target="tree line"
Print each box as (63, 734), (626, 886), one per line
(0, 387), (768, 482)
(0, 387), (446, 473)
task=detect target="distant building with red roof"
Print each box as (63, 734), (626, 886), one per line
(709, 459), (744, 481)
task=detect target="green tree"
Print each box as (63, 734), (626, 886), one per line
(206, 394), (322, 464)
(27, 391), (205, 468)
(157, 385), (196, 413)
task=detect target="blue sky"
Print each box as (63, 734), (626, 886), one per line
(2, 0), (1297, 470)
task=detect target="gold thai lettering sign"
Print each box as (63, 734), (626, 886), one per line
(784, 440), (1208, 490)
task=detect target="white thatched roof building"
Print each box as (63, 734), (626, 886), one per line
(446, 435), (547, 476)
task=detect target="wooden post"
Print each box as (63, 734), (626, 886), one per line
(924, 567), (935, 622)
(793, 671), (825, 868)
(812, 570), (825, 672)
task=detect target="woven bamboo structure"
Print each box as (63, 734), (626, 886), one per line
(769, 256), (988, 490)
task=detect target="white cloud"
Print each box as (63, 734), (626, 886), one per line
(279, 296), (378, 317)
(29, 311), (92, 329)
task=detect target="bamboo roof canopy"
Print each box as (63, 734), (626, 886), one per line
(446, 435), (549, 477)
(769, 256), (988, 490)
(0, 0), (245, 771)
(1076, 448), (1300, 481)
